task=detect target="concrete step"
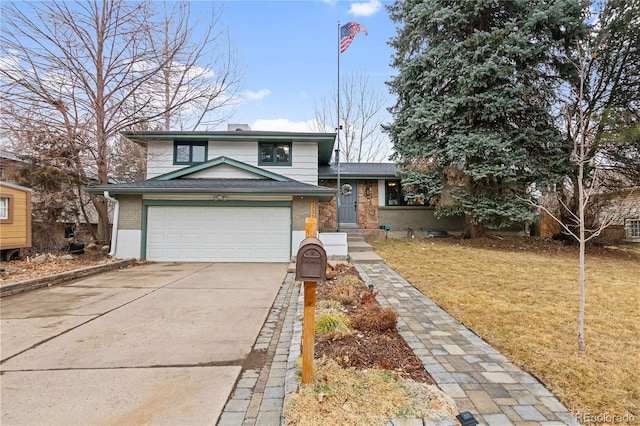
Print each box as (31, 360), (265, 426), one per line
(347, 241), (373, 252)
(348, 251), (385, 264)
(347, 235), (365, 242)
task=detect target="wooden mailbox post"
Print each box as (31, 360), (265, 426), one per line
(295, 203), (326, 384)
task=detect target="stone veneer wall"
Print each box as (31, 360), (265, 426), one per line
(357, 180), (379, 229)
(319, 180), (337, 230)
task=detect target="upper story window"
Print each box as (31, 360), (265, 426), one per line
(174, 141), (207, 165)
(259, 142), (291, 166)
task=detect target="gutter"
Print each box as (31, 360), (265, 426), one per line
(103, 191), (119, 257)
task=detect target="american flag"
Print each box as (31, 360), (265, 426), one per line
(340, 22), (368, 54)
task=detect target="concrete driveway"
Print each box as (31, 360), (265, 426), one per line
(0, 262), (289, 425)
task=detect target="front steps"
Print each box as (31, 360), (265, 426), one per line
(343, 228), (385, 264)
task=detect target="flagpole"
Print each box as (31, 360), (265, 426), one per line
(336, 21), (341, 232)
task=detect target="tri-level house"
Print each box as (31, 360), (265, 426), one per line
(89, 124), (559, 262)
(87, 124), (509, 262)
(86, 126), (341, 262)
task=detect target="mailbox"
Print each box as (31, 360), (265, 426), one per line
(295, 237), (327, 282)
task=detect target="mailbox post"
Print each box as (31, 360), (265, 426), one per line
(295, 204), (326, 384)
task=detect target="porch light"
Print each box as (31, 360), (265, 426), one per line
(365, 184), (371, 197)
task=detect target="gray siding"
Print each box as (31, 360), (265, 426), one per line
(118, 195), (142, 230)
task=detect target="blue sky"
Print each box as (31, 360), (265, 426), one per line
(205, 0), (397, 131)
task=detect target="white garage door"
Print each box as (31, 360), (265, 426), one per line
(146, 206), (290, 262)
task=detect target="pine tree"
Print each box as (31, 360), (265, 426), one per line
(385, 0), (588, 237)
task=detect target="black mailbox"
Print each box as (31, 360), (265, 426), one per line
(295, 238), (327, 282)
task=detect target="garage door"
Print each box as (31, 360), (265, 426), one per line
(146, 206), (290, 262)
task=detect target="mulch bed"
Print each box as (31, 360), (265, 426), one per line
(313, 263), (435, 384)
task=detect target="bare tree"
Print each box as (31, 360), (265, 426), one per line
(141, 1), (242, 131)
(534, 40), (637, 353)
(312, 71), (391, 162)
(0, 0), (241, 243)
(555, 0), (640, 235)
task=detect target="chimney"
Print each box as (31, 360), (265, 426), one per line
(227, 123), (251, 131)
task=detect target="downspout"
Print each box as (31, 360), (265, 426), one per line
(103, 191), (119, 257)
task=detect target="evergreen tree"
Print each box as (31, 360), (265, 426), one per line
(385, 0), (588, 237)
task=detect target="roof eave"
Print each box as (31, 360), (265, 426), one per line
(318, 174), (398, 180)
(85, 186), (335, 200)
(123, 131), (336, 145)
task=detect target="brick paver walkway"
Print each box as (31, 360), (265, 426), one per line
(356, 263), (579, 426)
(218, 263), (580, 426)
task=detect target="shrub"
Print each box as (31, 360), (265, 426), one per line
(336, 274), (364, 288)
(315, 311), (352, 336)
(359, 289), (379, 305)
(316, 299), (343, 312)
(351, 304), (397, 333)
(331, 285), (359, 305)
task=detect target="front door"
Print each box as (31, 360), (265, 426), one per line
(338, 180), (358, 226)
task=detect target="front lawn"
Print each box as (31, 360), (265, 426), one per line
(372, 237), (639, 420)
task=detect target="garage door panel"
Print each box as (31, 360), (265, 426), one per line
(146, 206), (290, 262)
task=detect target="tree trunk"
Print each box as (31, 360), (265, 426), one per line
(461, 214), (486, 239)
(577, 129), (587, 353)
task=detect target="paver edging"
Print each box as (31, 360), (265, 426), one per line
(0, 258), (138, 297)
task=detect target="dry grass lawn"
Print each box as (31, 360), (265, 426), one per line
(283, 359), (458, 426)
(372, 237), (639, 419)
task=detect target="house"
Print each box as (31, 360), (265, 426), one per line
(1, 149), (112, 249)
(317, 163), (466, 237)
(0, 181), (32, 260)
(86, 126), (536, 262)
(86, 128), (338, 262)
(596, 187), (640, 243)
(0, 149), (25, 182)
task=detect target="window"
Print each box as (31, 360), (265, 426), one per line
(630, 220), (640, 238)
(386, 181), (403, 206)
(385, 180), (427, 206)
(0, 196), (10, 222)
(174, 141), (207, 165)
(259, 142), (291, 166)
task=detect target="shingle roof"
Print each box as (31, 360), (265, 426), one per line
(0, 150), (26, 163)
(318, 163), (399, 179)
(86, 178), (336, 200)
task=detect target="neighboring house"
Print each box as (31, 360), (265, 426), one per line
(597, 187), (640, 243)
(0, 181), (32, 260)
(86, 128), (337, 262)
(0, 149), (110, 247)
(0, 149), (25, 182)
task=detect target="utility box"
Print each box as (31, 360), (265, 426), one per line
(295, 237), (327, 282)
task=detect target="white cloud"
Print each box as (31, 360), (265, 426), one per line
(244, 89), (271, 100)
(349, 0), (381, 17)
(251, 118), (323, 132)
